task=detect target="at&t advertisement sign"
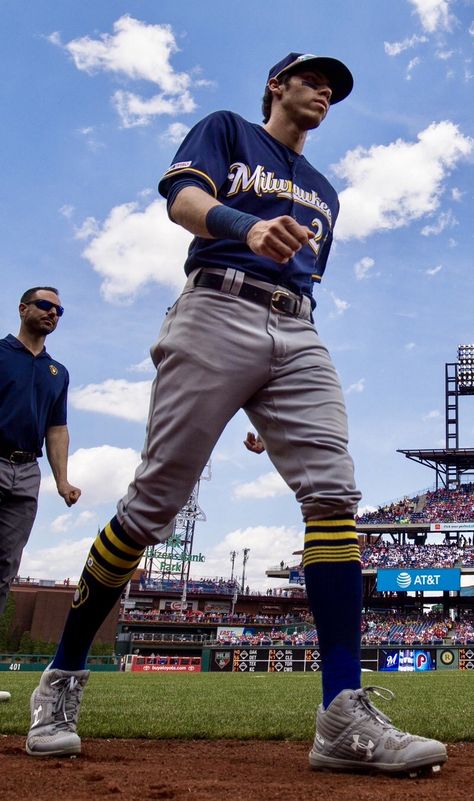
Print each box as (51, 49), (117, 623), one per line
(376, 568), (460, 592)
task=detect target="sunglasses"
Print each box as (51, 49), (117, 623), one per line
(25, 299), (64, 317)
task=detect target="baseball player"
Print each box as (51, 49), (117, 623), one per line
(0, 287), (81, 614)
(26, 53), (446, 775)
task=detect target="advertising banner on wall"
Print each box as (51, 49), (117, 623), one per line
(430, 522), (474, 532)
(378, 648), (436, 672)
(289, 569), (305, 585)
(376, 568), (461, 592)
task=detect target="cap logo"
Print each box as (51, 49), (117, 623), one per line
(296, 54), (317, 62)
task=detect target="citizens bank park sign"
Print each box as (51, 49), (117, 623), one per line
(377, 568), (461, 592)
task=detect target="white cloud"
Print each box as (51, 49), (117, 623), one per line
(77, 126), (104, 152)
(469, 22), (474, 36)
(76, 511), (97, 526)
(194, 525), (302, 590)
(334, 121), (473, 241)
(435, 49), (454, 60)
(59, 204), (74, 219)
(346, 378), (365, 394)
(354, 256), (375, 280)
(409, 0), (455, 33)
(49, 510), (98, 537)
(421, 209), (457, 235)
(51, 513), (73, 534)
(330, 293), (350, 315)
(357, 504), (377, 516)
(41, 445), (141, 506)
(233, 471), (291, 500)
(127, 356), (155, 374)
(47, 32), (61, 47)
(81, 198), (192, 302)
(53, 16), (198, 127)
(70, 378), (152, 422)
(21, 537), (96, 583)
(74, 216), (100, 240)
(62, 16), (189, 90)
(113, 89), (195, 128)
(425, 264), (443, 275)
(406, 56), (421, 79)
(405, 342), (416, 350)
(422, 409), (441, 421)
(451, 187), (463, 201)
(161, 122), (191, 144)
(384, 34), (428, 56)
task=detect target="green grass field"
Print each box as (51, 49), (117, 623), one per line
(0, 671), (472, 742)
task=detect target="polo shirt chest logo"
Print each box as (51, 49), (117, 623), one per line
(49, 364), (58, 376)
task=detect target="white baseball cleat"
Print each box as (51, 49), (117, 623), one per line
(309, 686), (447, 775)
(26, 667), (90, 757)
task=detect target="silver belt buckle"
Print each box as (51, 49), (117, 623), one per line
(271, 289), (291, 314)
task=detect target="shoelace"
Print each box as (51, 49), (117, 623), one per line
(51, 676), (81, 725)
(352, 686), (396, 728)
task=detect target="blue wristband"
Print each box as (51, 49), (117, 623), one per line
(206, 205), (260, 242)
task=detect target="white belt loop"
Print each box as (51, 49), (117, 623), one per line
(221, 268), (237, 293)
(229, 271), (244, 296)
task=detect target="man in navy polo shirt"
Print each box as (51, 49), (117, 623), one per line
(0, 286), (81, 615)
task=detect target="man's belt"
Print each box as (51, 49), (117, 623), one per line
(194, 270), (309, 319)
(0, 448), (37, 464)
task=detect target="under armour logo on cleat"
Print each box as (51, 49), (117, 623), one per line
(31, 704), (43, 728)
(351, 734), (375, 759)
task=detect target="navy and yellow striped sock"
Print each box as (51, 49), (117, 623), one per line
(52, 516), (145, 671)
(303, 516), (362, 709)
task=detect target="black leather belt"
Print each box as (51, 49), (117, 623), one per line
(195, 270), (306, 318)
(0, 449), (37, 464)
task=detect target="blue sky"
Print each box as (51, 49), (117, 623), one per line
(2, 0), (474, 590)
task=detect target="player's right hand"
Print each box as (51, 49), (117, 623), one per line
(246, 215), (314, 264)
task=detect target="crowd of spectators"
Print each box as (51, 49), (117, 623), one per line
(139, 577), (239, 594)
(125, 608), (474, 646)
(211, 613), (474, 647)
(413, 484), (474, 523)
(360, 543), (474, 569)
(361, 611), (451, 644)
(450, 612), (474, 644)
(138, 576), (305, 598)
(121, 609), (312, 625)
(214, 628), (319, 647)
(356, 483), (474, 526)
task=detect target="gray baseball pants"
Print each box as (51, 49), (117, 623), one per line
(117, 268), (361, 545)
(0, 458), (41, 614)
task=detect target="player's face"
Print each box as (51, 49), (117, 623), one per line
(19, 289), (63, 337)
(280, 70), (332, 130)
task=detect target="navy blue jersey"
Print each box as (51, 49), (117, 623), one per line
(158, 110), (339, 300)
(0, 334), (69, 455)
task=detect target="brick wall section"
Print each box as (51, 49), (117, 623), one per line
(10, 585), (119, 646)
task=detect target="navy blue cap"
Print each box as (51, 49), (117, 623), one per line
(267, 52), (353, 104)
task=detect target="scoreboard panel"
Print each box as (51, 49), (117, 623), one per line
(211, 647), (321, 672)
(459, 648), (474, 670)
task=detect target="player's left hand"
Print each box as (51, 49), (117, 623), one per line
(57, 482), (82, 507)
(244, 432), (266, 454)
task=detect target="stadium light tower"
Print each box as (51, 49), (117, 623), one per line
(230, 550), (238, 583)
(457, 344), (474, 393)
(143, 463), (211, 584)
(398, 344), (474, 491)
(444, 344), (474, 488)
(241, 548), (250, 592)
